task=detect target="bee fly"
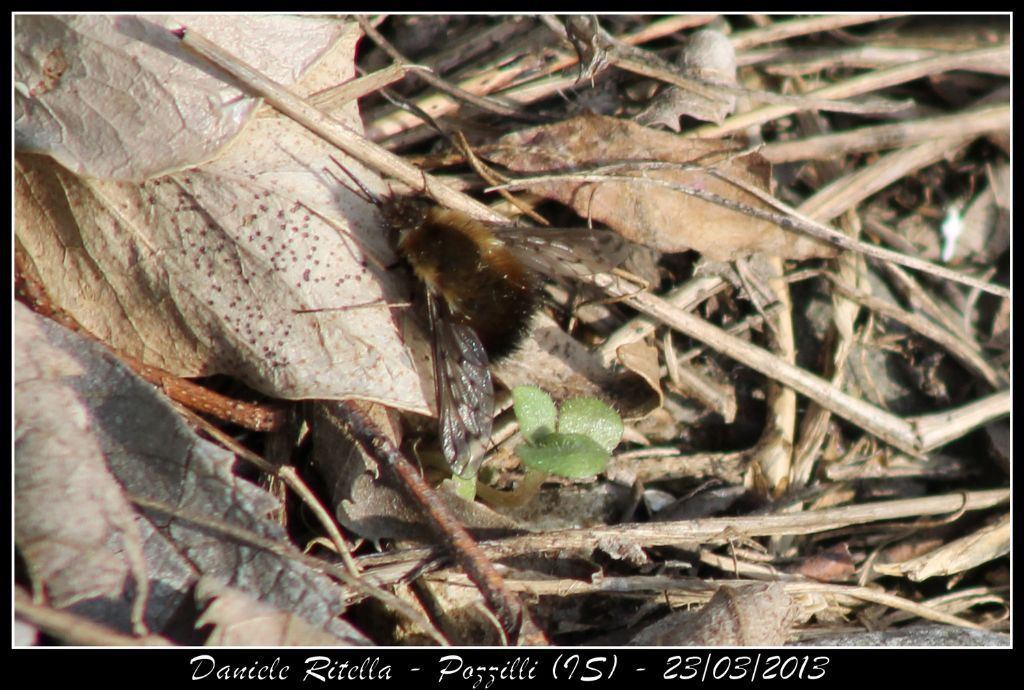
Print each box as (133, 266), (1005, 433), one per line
(339, 167), (630, 477)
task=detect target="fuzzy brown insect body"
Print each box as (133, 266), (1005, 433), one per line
(373, 191), (630, 478)
(382, 198), (539, 476)
(396, 204), (539, 359)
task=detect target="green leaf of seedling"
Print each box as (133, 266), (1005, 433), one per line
(448, 473), (477, 501)
(516, 432), (610, 478)
(557, 398), (623, 453)
(512, 386), (557, 443)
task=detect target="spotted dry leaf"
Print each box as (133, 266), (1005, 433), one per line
(14, 17), (429, 414)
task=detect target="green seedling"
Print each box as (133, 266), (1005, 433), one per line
(511, 386), (623, 479)
(463, 387), (624, 505)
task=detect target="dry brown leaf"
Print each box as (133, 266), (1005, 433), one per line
(14, 17), (430, 415)
(615, 340), (664, 411)
(485, 113), (835, 261)
(629, 582), (798, 645)
(635, 29), (738, 129)
(14, 304), (367, 641)
(791, 543), (856, 583)
(15, 15), (352, 180)
(195, 577), (365, 646)
(15, 304), (149, 615)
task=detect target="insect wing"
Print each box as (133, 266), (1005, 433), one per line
(427, 294), (494, 476)
(492, 226), (630, 280)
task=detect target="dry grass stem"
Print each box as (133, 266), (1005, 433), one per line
(696, 44), (1010, 138)
(729, 14), (905, 50)
(761, 104), (1009, 163)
